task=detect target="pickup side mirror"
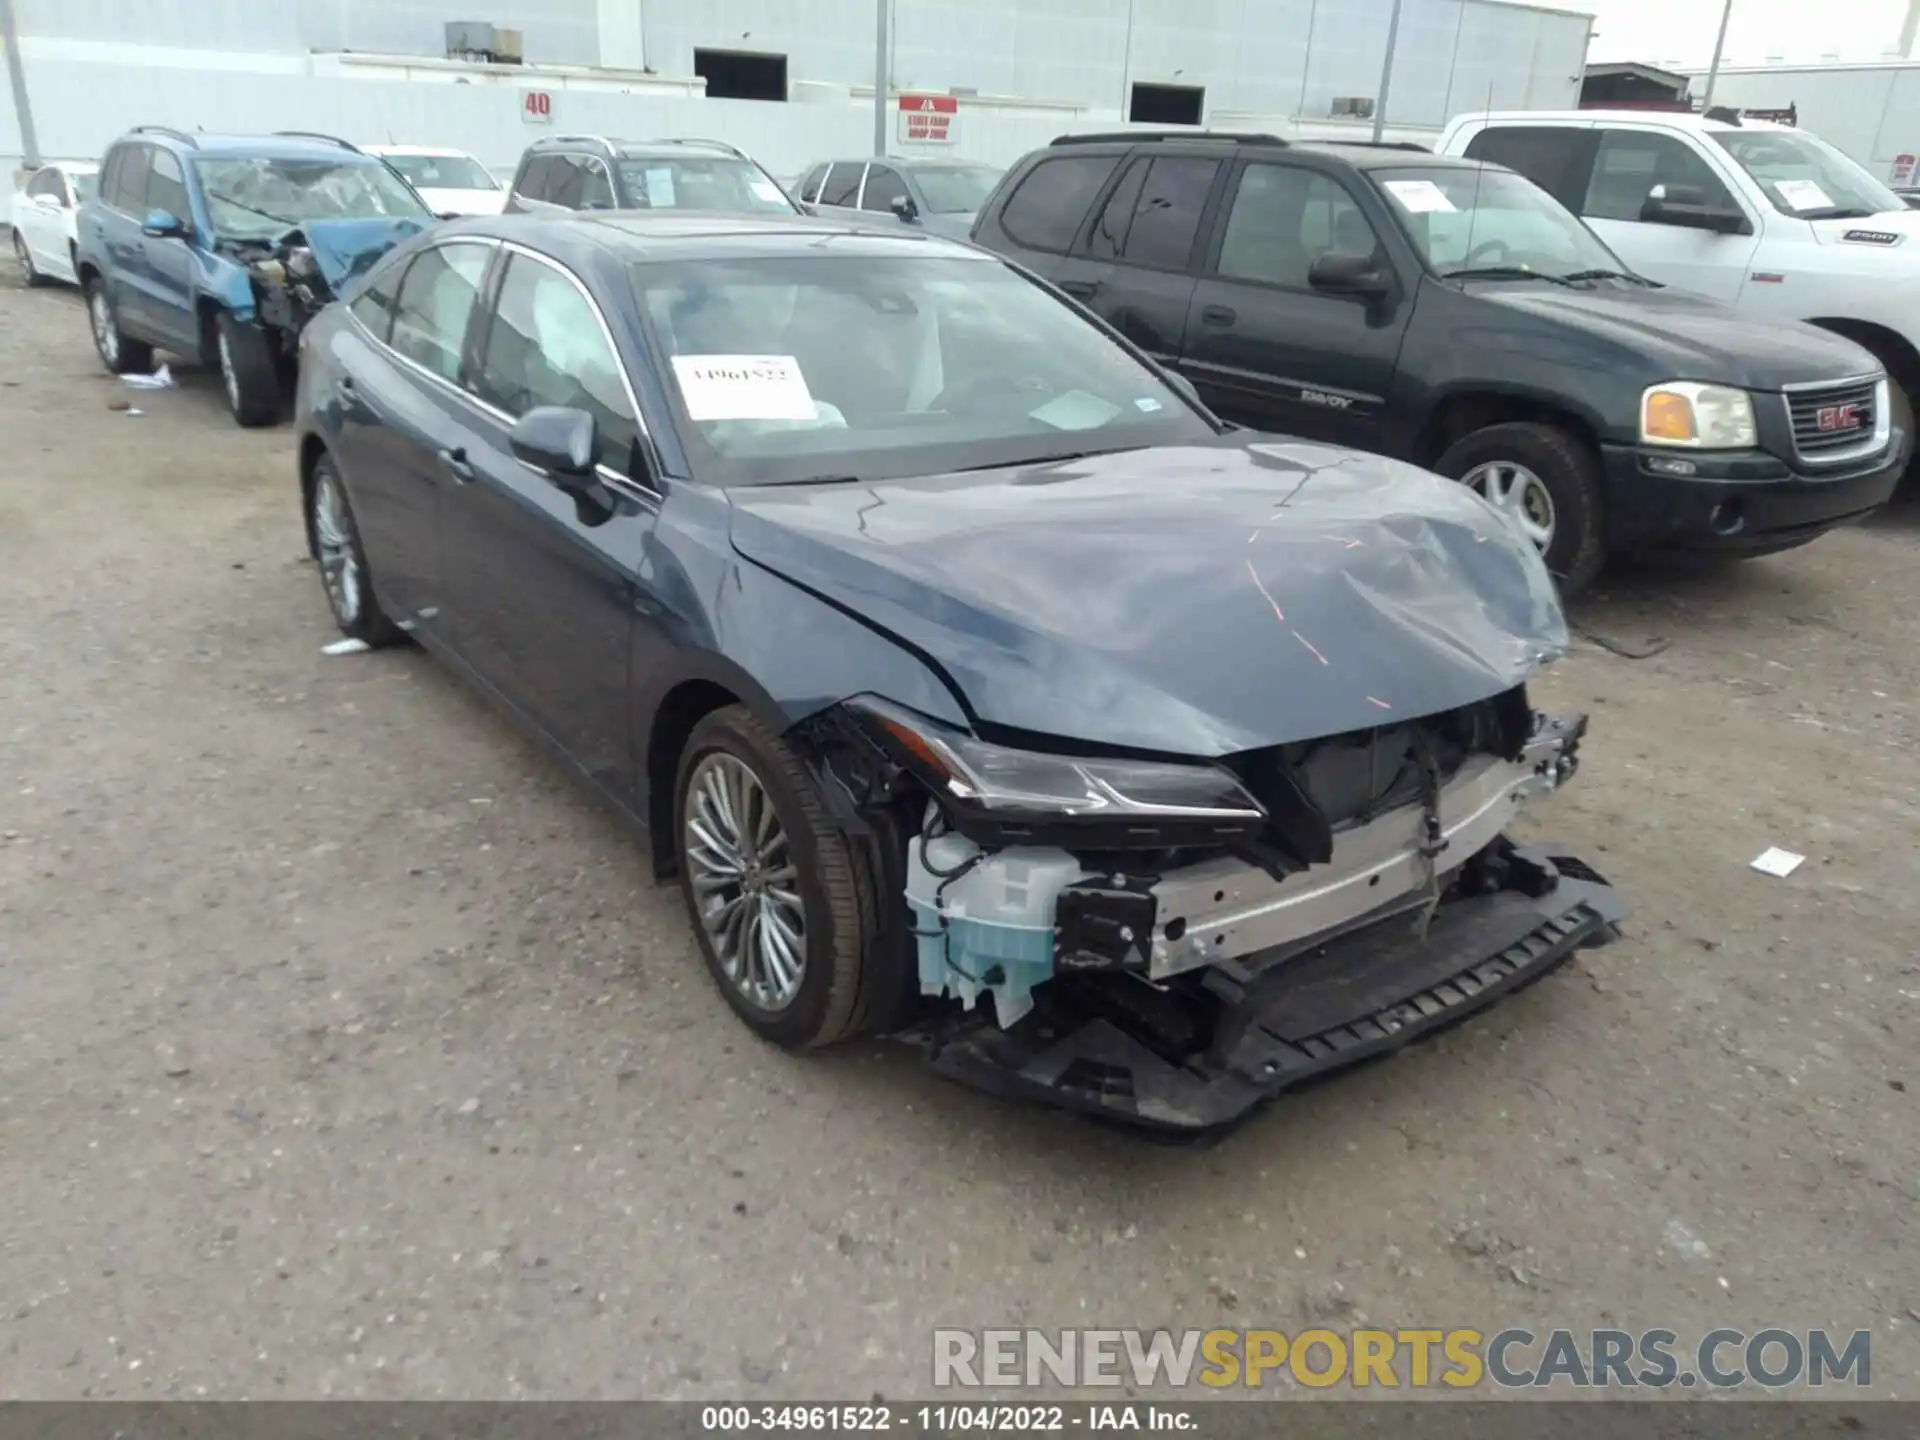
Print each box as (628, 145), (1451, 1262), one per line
(1308, 250), (1391, 297)
(890, 193), (918, 223)
(1640, 184), (1752, 235)
(141, 207), (188, 240)
(510, 406), (600, 484)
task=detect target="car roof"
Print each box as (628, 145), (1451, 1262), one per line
(428, 209), (994, 265)
(525, 136), (759, 162)
(1023, 134), (1479, 172)
(1452, 108), (1783, 134)
(813, 156), (999, 170)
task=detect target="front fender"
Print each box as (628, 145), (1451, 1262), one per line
(197, 254), (256, 325)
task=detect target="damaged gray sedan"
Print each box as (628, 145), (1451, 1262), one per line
(293, 212), (1625, 1133)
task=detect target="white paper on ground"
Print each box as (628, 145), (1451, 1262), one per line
(1750, 846), (1806, 878)
(322, 638), (371, 656)
(1383, 179), (1458, 214)
(670, 355), (818, 421)
(122, 363), (174, 390)
(1773, 178), (1833, 213)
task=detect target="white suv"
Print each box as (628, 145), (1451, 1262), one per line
(1437, 109), (1920, 428)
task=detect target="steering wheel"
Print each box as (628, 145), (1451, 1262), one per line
(1463, 238), (1513, 266)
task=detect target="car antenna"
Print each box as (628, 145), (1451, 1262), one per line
(1457, 80), (1493, 273)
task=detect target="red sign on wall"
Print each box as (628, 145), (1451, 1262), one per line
(898, 93), (958, 145)
(1892, 152), (1917, 186)
(523, 90), (554, 124)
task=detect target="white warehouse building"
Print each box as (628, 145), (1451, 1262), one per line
(2, 0), (1594, 176)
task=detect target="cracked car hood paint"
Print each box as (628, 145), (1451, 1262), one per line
(726, 438), (1568, 757)
(296, 217), (431, 292)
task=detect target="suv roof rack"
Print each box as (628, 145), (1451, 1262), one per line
(1702, 106), (1742, 125)
(542, 134), (623, 157)
(1051, 129), (1288, 148)
(275, 130), (363, 153)
(647, 136), (750, 159)
(130, 125), (199, 149)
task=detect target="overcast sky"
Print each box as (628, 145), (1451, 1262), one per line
(1564, 0), (1912, 70)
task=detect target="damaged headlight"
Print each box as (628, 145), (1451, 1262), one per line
(1640, 382), (1757, 449)
(849, 697), (1267, 845)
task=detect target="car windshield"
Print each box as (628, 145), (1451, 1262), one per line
(911, 164), (1001, 214)
(1375, 164), (1624, 279)
(195, 157), (431, 237)
(380, 153), (498, 191)
(615, 158), (795, 213)
(635, 254), (1214, 485)
(1709, 129), (1902, 219)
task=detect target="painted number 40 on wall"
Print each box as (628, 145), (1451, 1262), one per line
(522, 90), (553, 123)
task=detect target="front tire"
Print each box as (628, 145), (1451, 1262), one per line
(1435, 421), (1607, 599)
(85, 277), (155, 375)
(307, 454), (402, 647)
(217, 311), (281, 427)
(673, 705), (894, 1049)
(13, 230), (45, 287)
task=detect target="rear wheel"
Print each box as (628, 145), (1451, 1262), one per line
(673, 705), (896, 1049)
(1436, 421), (1607, 599)
(85, 277), (154, 375)
(307, 454), (402, 647)
(217, 311), (282, 427)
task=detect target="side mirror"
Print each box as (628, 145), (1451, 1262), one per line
(141, 207), (187, 239)
(510, 406), (600, 485)
(1308, 250), (1390, 297)
(889, 194), (918, 223)
(1639, 185), (1752, 235)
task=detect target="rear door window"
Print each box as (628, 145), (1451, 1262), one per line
(517, 154), (561, 203)
(818, 163), (863, 208)
(1460, 126), (1597, 209)
(577, 158), (615, 210)
(388, 242), (493, 381)
(1117, 156), (1220, 270)
(113, 146), (152, 214)
(998, 154), (1120, 253)
(1085, 158), (1148, 260)
(799, 165), (830, 204)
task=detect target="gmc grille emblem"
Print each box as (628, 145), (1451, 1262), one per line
(1815, 403), (1863, 432)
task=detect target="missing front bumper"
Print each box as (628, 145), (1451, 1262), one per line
(909, 843), (1625, 1134)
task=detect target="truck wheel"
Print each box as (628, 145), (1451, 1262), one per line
(85, 277), (155, 375)
(216, 311), (281, 427)
(673, 705), (894, 1050)
(1436, 421), (1607, 599)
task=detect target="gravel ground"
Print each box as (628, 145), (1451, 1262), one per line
(1, 271), (1916, 1402)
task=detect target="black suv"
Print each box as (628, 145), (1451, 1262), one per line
(503, 135), (798, 216)
(973, 132), (1907, 594)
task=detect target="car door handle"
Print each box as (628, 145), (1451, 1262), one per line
(438, 447), (476, 484)
(1201, 304), (1237, 326)
(1058, 279), (1099, 298)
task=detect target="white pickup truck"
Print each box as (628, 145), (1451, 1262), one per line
(1436, 109), (1920, 429)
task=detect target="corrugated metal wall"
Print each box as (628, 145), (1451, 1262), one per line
(2, 0), (1591, 171)
(1695, 65), (1920, 181)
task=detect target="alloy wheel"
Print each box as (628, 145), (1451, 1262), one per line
(683, 752), (807, 1011)
(218, 330), (241, 415)
(311, 470), (363, 627)
(1461, 459), (1556, 552)
(90, 287), (118, 366)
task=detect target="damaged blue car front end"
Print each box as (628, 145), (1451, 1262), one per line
(226, 215), (429, 336)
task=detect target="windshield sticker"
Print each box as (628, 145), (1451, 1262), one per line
(1134, 396), (1163, 412)
(747, 174), (786, 204)
(1773, 178), (1833, 212)
(645, 167), (678, 207)
(671, 355), (819, 421)
(1382, 179), (1457, 214)
(1029, 390), (1123, 431)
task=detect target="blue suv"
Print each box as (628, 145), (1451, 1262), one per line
(77, 127), (434, 426)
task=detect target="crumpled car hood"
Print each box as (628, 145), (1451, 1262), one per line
(728, 438), (1568, 757)
(295, 217), (431, 291)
